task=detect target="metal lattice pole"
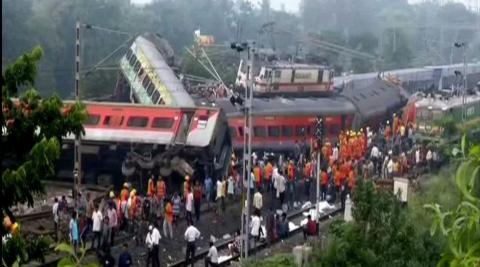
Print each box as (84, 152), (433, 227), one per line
(73, 21), (82, 209)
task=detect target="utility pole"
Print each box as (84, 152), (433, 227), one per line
(454, 42), (467, 121)
(231, 40), (253, 260)
(73, 21), (82, 209)
(244, 41), (255, 259)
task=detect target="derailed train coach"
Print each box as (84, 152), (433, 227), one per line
(215, 78), (409, 152)
(58, 101), (231, 188)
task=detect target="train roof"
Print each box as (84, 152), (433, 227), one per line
(340, 79), (409, 119)
(134, 36), (195, 107)
(414, 93), (480, 110)
(213, 97), (356, 117)
(263, 62), (330, 70)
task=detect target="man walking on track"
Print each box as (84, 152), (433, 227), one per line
(184, 222), (201, 267)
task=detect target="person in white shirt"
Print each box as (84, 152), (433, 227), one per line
(274, 171), (286, 207)
(145, 225), (161, 267)
(216, 179), (224, 215)
(250, 211), (263, 254)
(426, 149), (433, 170)
(332, 146), (339, 162)
(184, 222), (201, 267)
(205, 241), (218, 267)
(91, 204), (103, 250)
(370, 145), (380, 176)
(387, 158), (394, 179)
(52, 197), (59, 242)
(186, 191), (194, 225)
(253, 189), (263, 212)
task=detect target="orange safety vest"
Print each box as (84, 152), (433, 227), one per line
(157, 180), (166, 199)
(348, 170), (356, 190)
(287, 163), (296, 181)
(304, 162), (312, 178)
(265, 163), (273, 181)
(254, 166), (262, 185)
(121, 188), (129, 202)
(183, 181), (190, 199)
(321, 171), (329, 186)
(165, 202), (173, 223)
(147, 179), (155, 197)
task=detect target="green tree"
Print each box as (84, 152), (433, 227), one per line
(425, 136), (480, 267)
(1, 47), (86, 266)
(311, 178), (440, 267)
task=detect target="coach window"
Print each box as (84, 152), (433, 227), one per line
(229, 127), (237, 138)
(238, 126), (244, 137)
(129, 54), (137, 67)
(142, 74), (151, 88)
(152, 117), (174, 129)
(296, 126), (307, 137)
(127, 116), (149, 127)
(152, 90), (161, 104)
(268, 126), (280, 137)
(103, 116), (124, 127)
(274, 70), (281, 78)
(138, 67), (145, 78)
(254, 126), (267, 137)
(133, 60), (141, 73)
(282, 126), (293, 137)
(146, 82), (155, 97)
(126, 49), (133, 61)
(329, 124), (340, 136)
(85, 114), (100, 125)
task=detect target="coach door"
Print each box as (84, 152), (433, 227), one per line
(174, 111), (195, 145)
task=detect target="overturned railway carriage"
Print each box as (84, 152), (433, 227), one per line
(216, 79), (409, 151)
(116, 35), (195, 107)
(59, 101), (231, 187)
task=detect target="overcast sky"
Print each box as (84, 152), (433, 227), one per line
(131, 0), (478, 14)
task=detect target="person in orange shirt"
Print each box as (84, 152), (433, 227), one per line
(147, 174), (155, 197)
(393, 113), (399, 136)
(303, 160), (313, 201)
(156, 177), (166, 201)
(385, 121), (392, 143)
(287, 160), (296, 207)
(334, 164), (342, 191)
(254, 163), (262, 189)
(321, 169), (329, 200)
(348, 169), (356, 191)
(183, 176), (191, 200)
(120, 183), (129, 202)
(265, 161), (273, 192)
(163, 199), (173, 239)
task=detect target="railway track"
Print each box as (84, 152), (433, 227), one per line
(169, 202), (342, 267)
(17, 183), (112, 227)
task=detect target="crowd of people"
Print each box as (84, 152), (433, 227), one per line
(51, 113), (444, 266)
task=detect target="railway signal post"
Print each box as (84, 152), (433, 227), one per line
(314, 116), (324, 226)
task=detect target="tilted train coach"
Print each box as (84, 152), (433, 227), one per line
(59, 101), (231, 185)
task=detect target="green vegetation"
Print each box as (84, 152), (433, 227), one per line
(55, 243), (99, 267)
(244, 254), (296, 267)
(425, 136), (480, 266)
(250, 136), (479, 267)
(3, 0), (479, 98)
(1, 48), (86, 266)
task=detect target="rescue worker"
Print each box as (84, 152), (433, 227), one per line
(147, 175), (155, 197)
(393, 113), (399, 136)
(265, 160), (273, 192)
(183, 176), (191, 201)
(156, 177), (166, 203)
(253, 163), (263, 190)
(121, 183), (130, 202)
(385, 120), (392, 144)
(287, 160), (296, 208)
